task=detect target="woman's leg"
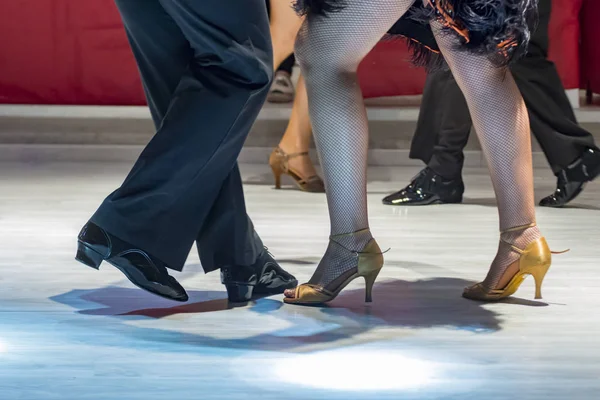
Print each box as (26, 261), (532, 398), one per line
(430, 22), (543, 292)
(279, 76), (311, 152)
(275, 75), (322, 182)
(286, 0), (414, 292)
(267, 1), (322, 190)
(269, 0), (304, 69)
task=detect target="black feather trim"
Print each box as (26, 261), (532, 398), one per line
(293, 0), (347, 16)
(410, 0), (539, 67)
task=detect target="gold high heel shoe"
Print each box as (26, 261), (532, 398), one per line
(269, 147), (325, 193)
(463, 223), (566, 301)
(284, 231), (384, 306)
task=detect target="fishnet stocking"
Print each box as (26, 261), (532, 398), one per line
(295, 0), (542, 289)
(294, 0), (414, 287)
(431, 22), (542, 289)
(308, 229), (375, 287)
(482, 225), (541, 290)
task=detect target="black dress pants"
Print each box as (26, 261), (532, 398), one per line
(90, 0), (272, 272)
(409, 0), (598, 179)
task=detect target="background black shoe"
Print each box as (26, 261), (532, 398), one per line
(382, 167), (464, 206)
(540, 148), (600, 208)
(76, 222), (189, 302)
(221, 249), (298, 303)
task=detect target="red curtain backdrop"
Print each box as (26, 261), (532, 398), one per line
(358, 40), (427, 98)
(0, 0), (588, 105)
(0, 0), (144, 105)
(547, 0), (583, 91)
(580, 0), (600, 95)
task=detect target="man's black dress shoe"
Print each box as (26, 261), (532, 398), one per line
(382, 167), (464, 206)
(76, 222), (189, 302)
(540, 148), (600, 208)
(221, 249), (298, 303)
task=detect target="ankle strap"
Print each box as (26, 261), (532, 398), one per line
(500, 222), (537, 254)
(275, 147), (309, 160)
(501, 222), (536, 234)
(329, 229), (390, 256)
(330, 228), (371, 239)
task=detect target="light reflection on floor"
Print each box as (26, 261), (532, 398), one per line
(0, 162), (599, 399)
(271, 349), (438, 390)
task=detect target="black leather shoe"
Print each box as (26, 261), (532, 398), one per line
(221, 249), (298, 303)
(76, 222), (189, 302)
(540, 148), (600, 208)
(382, 167), (464, 206)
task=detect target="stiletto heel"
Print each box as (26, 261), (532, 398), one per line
(533, 273), (544, 300)
(284, 230), (384, 306)
(271, 164), (282, 189)
(364, 269), (380, 303)
(463, 223), (562, 301)
(529, 262), (550, 299)
(75, 241), (104, 270)
(268, 147), (325, 193)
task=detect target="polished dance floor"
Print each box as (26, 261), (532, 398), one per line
(1, 162), (599, 399)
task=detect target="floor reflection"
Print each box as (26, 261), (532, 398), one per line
(50, 276), (508, 355)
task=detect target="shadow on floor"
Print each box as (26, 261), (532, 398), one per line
(50, 287), (230, 316)
(49, 276), (547, 354)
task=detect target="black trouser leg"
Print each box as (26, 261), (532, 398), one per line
(410, 69), (472, 179)
(196, 164), (263, 272)
(118, 0), (264, 273)
(509, 0), (597, 174)
(512, 57), (599, 175)
(410, 0), (598, 179)
(91, 0), (272, 271)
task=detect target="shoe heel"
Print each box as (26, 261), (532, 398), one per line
(364, 270), (381, 303)
(75, 241), (104, 270)
(530, 264), (550, 300)
(271, 165), (282, 189)
(225, 283), (255, 303)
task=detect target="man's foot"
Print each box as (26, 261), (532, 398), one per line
(221, 249), (297, 302)
(382, 167), (464, 206)
(539, 148), (600, 208)
(76, 222), (189, 302)
(267, 71), (295, 103)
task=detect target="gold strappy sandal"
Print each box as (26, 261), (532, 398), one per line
(284, 230), (384, 306)
(269, 147), (325, 193)
(463, 223), (567, 301)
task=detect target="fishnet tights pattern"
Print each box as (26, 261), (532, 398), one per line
(296, 0), (540, 288)
(296, 0), (413, 287)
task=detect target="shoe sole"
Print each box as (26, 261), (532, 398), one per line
(223, 279), (298, 303)
(75, 241), (188, 302)
(382, 197), (463, 206)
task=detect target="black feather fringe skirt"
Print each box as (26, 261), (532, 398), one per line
(295, 0), (539, 70)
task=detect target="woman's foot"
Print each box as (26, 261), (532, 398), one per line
(463, 223), (553, 301)
(269, 146), (325, 192)
(284, 229), (383, 305)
